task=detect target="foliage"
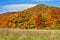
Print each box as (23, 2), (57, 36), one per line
(0, 4), (60, 29)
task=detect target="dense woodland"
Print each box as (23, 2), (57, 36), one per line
(0, 4), (60, 29)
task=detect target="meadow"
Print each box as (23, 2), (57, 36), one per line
(0, 29), (60, 40)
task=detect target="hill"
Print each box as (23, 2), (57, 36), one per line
(0, 4), (60, 29)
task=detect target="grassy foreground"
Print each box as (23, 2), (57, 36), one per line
(0, 29), (60, 40)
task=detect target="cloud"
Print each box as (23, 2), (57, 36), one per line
(0, 4), (37, 14)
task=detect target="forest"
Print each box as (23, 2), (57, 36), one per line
(0, 4), (60, 29)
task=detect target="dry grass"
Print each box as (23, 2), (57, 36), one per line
(0, 28), (60, 40)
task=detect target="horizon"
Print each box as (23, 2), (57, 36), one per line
(0, 4), (60, 14)
(0, 0), (60, 14)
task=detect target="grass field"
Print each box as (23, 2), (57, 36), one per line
(0, 29), (60, 40)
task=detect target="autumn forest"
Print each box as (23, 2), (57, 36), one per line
(0, 4), (60, 29)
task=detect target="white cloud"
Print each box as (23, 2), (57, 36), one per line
(0, 4), (37, 13)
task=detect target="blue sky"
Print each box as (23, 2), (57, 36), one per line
(0, 0), (60, 14)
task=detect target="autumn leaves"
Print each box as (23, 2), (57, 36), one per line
(0, 4), (60, 29)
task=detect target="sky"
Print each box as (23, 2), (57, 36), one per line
(0, 0), (60, 14)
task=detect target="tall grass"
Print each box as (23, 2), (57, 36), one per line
(0, 29), (60, 40)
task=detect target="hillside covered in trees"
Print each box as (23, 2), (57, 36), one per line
(0, 4), (60, 29)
